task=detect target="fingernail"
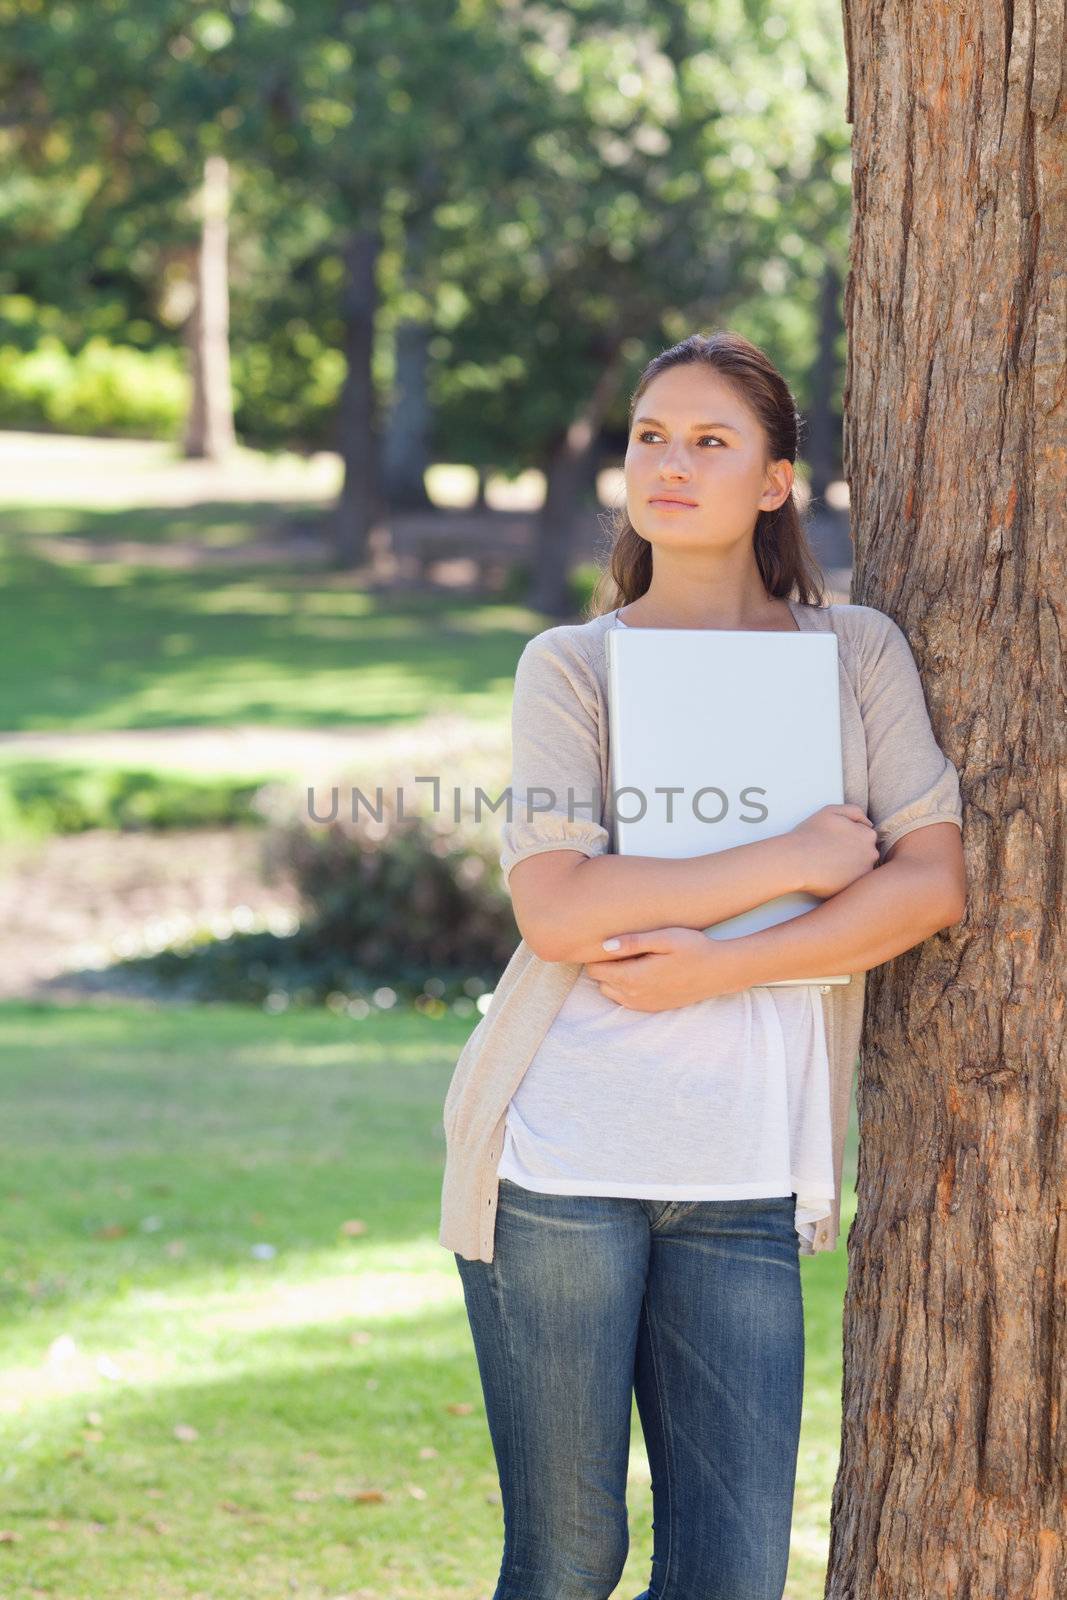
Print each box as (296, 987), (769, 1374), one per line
(602, 938), (621, 950)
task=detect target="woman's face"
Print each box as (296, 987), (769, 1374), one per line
(623, 365), (791, 550)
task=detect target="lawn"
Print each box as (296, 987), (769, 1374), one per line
(0, 505), (540, 733)
(0, 999), (858, 1600)
(1, 471), (857, 1596)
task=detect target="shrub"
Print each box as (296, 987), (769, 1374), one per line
(119, 799), (520, 1007)
(268, 803), (516, 977)
(0, 336), (187, 437)
(0, 763), (270, 837)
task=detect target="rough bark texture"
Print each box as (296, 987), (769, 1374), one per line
(831, 2), (1066, 1597)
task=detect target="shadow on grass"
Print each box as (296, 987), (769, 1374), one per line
(0, 505), (540, 731)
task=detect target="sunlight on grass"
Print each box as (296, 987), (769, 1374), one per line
(0, 1001), (853, 1598)
(1, 1244), (461, 1416)
(78, 659), (503, 729)
(0, 520), (533, 731)
(187, 586), (303, 617)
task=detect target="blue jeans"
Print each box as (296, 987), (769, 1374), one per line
(455, 1178), (804, 1600)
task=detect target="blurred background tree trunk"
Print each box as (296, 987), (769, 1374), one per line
(529, 346), (624, 618)
(383, 174), (438, 512)
(805, 258), (844, 506)
(382, 312), (433, 512)
(830, 2), (1065, 1597)
(334, 221), (386, 569)
(183, 154), (235, 462)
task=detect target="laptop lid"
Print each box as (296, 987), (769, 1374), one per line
(604, 622), (851, 987)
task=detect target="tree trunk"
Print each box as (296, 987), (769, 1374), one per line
(183, 154), (235, 461)
(382, 317), (433, 510)
(528, 349), (625, 618)
(333, 223), (385, 569)
(830, 4), (1065, 1598)
(382, 207), (434, 511)
(805, 258), (844, 503)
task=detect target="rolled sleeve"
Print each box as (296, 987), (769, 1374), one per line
(858, 611), (964, 865)
(499, 634), (611, 890)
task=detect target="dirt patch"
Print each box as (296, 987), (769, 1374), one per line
(33, 534), (333, 569)
(0, 827), (302, 1004)
(0, 711), (512, 780)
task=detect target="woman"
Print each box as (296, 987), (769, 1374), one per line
(440, 331), (966, 1600)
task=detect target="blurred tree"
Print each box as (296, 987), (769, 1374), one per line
(183, 152), (235, 459)
(0, 0), (853, 590)
(381, 154), (438, 512)
(227, 0), (567, 565)
(804, 256), (844, 505)
(495, 0), (853, 614)
(0, 0), (241, 455)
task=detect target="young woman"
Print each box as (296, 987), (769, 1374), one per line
(442, 330), (966, 1600)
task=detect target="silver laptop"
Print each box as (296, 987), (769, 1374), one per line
(605, 625), (851, 987)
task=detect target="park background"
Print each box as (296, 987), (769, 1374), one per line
(1, 3), (864, 1597)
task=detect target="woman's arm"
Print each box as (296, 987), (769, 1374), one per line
(583, 602), (969, 1005)
(510, 832), (804, 965)
(582, 824), (966, 1009)
(724, 612), (967, 983)
(500, 630), (811, 964)
(714, 821), (965, 988)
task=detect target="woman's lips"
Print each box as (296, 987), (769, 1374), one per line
(648, 497), (698, 509)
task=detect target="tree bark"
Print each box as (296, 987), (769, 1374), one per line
(183, 153), (235, 461)
(830, 3), (1066, 1598)
(333, 222), (385, 569)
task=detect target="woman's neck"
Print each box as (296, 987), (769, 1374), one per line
(617, 595), (800, 633)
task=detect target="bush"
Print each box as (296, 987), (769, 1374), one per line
(0, 763), (270, 838)
(271, 804), (516, 976)
(0, 336), (187, 437)
(120, 800), (520, 1007)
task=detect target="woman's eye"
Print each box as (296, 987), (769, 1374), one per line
(637, 430), (723, 446)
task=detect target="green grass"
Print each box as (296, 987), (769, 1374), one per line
(0, 505), (544, 733)
(0, 1000), (858, 1599)
(0, 500), (329, 549)
(0, 761), (269, 838)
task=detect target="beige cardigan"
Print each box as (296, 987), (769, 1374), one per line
(439, 598), (964, 1263)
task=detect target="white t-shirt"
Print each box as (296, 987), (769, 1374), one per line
(496, 613), (837, 1249)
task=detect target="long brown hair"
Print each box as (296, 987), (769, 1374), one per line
(585, 331), (829, 618)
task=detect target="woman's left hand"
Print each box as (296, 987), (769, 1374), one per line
(582, 927), (742, 1011)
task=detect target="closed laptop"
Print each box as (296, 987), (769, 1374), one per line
(605, 625), (851, 987)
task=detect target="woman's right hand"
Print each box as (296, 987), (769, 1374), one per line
(787, 803), (880, 897)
